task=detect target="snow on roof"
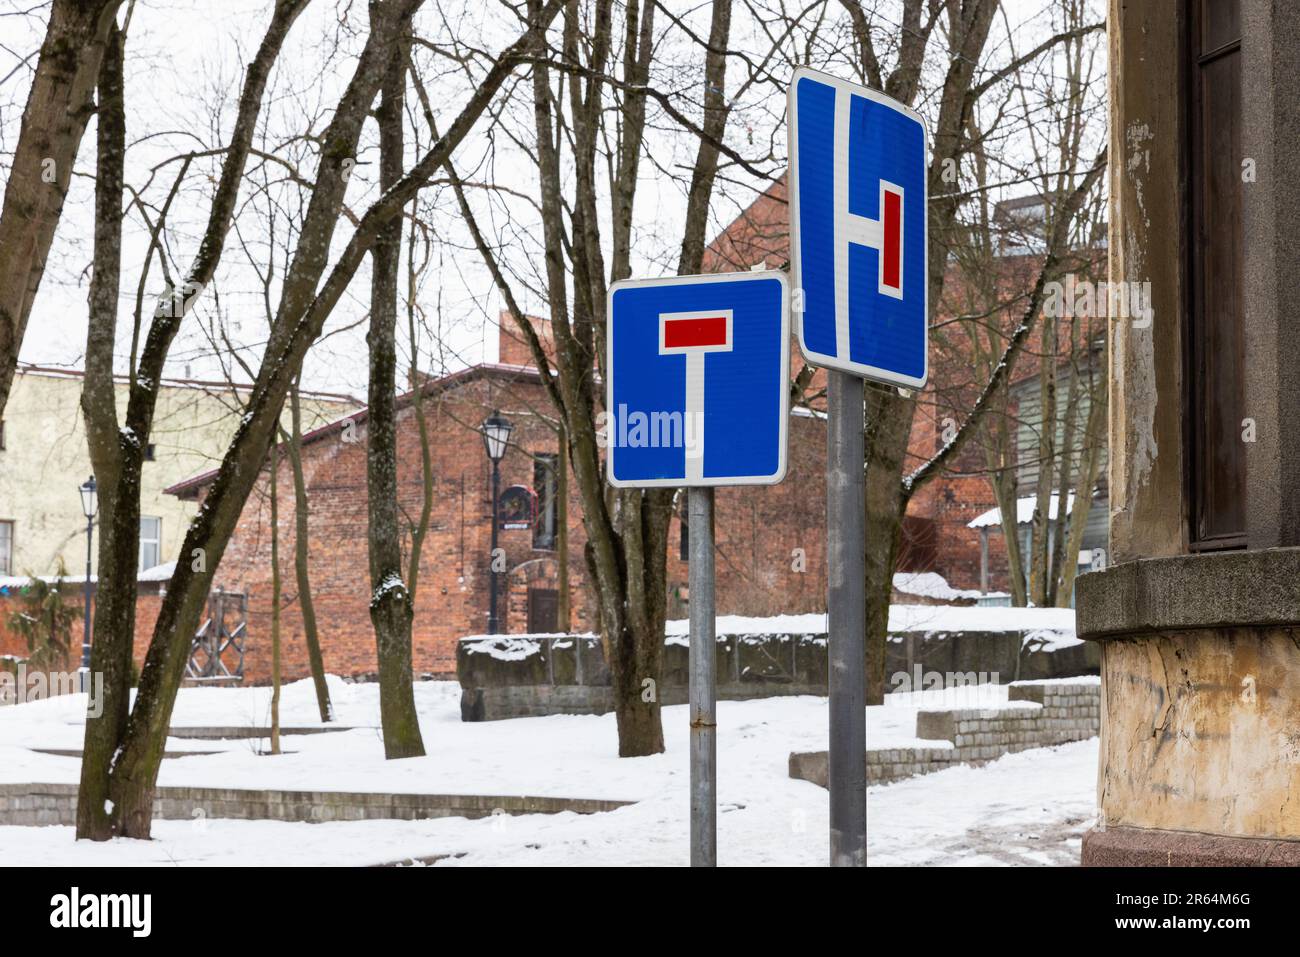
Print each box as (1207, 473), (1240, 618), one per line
(138, 560), (176, 582)
(968, 493), (1075, 529)
(0, 562), (175, 590)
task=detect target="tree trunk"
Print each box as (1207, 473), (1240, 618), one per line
(287, 387), (333, 721)
(556, 421), (570, 632)
(1055, 360), (1106, 605)
(0, 0), (123, 414)
(602, 487), (672, 756)
(1028, 314), (1057, 606)
(75, 21), (135, 842)
(366, 38), (424, 760)
(991, 463), (1028, 606)
(609, 621), (665, 756)
(864, 385), (915, 704)
(269, 443), (282, 755)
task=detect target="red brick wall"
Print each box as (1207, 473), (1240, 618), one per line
(204, 367), (849, 683)
(0, 584), (161, 676)
(212, 371), (589, 682)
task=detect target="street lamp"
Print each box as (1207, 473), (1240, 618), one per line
(481, 411), (512, 634)
(78, 475), (98, 686)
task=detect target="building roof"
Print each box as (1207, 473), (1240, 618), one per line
(163, 362), (542, 500)
(14, 361), (360, 406)
(968, 493), (1075, 529)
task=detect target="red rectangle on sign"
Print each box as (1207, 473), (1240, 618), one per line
(662, 315), (729, 349)
(883, 189), (901, 289)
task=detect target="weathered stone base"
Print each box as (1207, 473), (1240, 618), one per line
(1078, 551), (1300, 846)
(1082, 825), (1300, 867)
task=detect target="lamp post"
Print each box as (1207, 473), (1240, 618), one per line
(481, 411), (512, 635)
(78, 475), (98, 688)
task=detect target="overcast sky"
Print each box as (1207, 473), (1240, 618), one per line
(0, 0), (1103, 400)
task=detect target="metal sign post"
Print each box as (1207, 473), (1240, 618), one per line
(787, 68), (929, 866)
(688, 486), (717, 867)
(826, 370), (866, 865)
(606, 270), (790, 866)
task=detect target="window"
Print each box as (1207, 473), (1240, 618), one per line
(0, 521), (12, 576)
(144, 443), (156, 462)
(680, 516), (689, 561)
(532, 453), (558, 550)
(1185, 0), (1245, 548)
(139, 516), (161, 572)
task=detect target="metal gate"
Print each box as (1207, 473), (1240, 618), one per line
(186, 588), (247, 679)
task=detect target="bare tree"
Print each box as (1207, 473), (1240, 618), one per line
(0, 0), (124, 414)
(367, 30), (425, 760)
(816, 0), (1106, 701)
(285, 385), (334, 721)
(441, 0), (754, 755)
(77, 0), (312, 840)
(97, 0), (564, 839)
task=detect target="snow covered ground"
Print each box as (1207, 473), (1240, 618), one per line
(0, 678), (1097, 866)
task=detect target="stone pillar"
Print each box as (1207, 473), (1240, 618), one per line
(1241, 1), (1300, 548)
(1104, 0), (1187, 565)
(1079, 0), (1300, 866)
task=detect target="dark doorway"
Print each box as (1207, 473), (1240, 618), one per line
(1184, 0), (1245, 549)
(527, 587), (560, 634)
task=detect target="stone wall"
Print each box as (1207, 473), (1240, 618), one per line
(459, 629), (1097, 721)
(0, 782), (628, 827)
(788, 680), (1100, 787)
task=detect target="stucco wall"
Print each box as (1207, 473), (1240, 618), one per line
(1096, 629), (1300, 840)
(0, 367), (355, 578)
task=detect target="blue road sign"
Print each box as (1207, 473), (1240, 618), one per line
(788, 68), (928, 387)
(606, 270), (790, 488)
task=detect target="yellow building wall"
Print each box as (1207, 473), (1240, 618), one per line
(0, 367), (356, 579)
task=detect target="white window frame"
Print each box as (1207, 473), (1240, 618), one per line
(0, 520), (13, 577)
(139, 516), (162, 572)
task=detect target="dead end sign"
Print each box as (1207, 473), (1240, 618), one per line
(605, 270), (790, 488)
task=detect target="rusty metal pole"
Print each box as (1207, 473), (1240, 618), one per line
(689, 485), (717, 866)
(827, 368), (867, 866)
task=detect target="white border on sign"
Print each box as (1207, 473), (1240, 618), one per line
(658, 310), (734, 355)
(605, 270), (790, 489)
(787, 66), (929, 388)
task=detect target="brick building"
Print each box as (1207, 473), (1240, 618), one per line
(167, 345), (830, 683)
(148, 174), (1095, 685)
